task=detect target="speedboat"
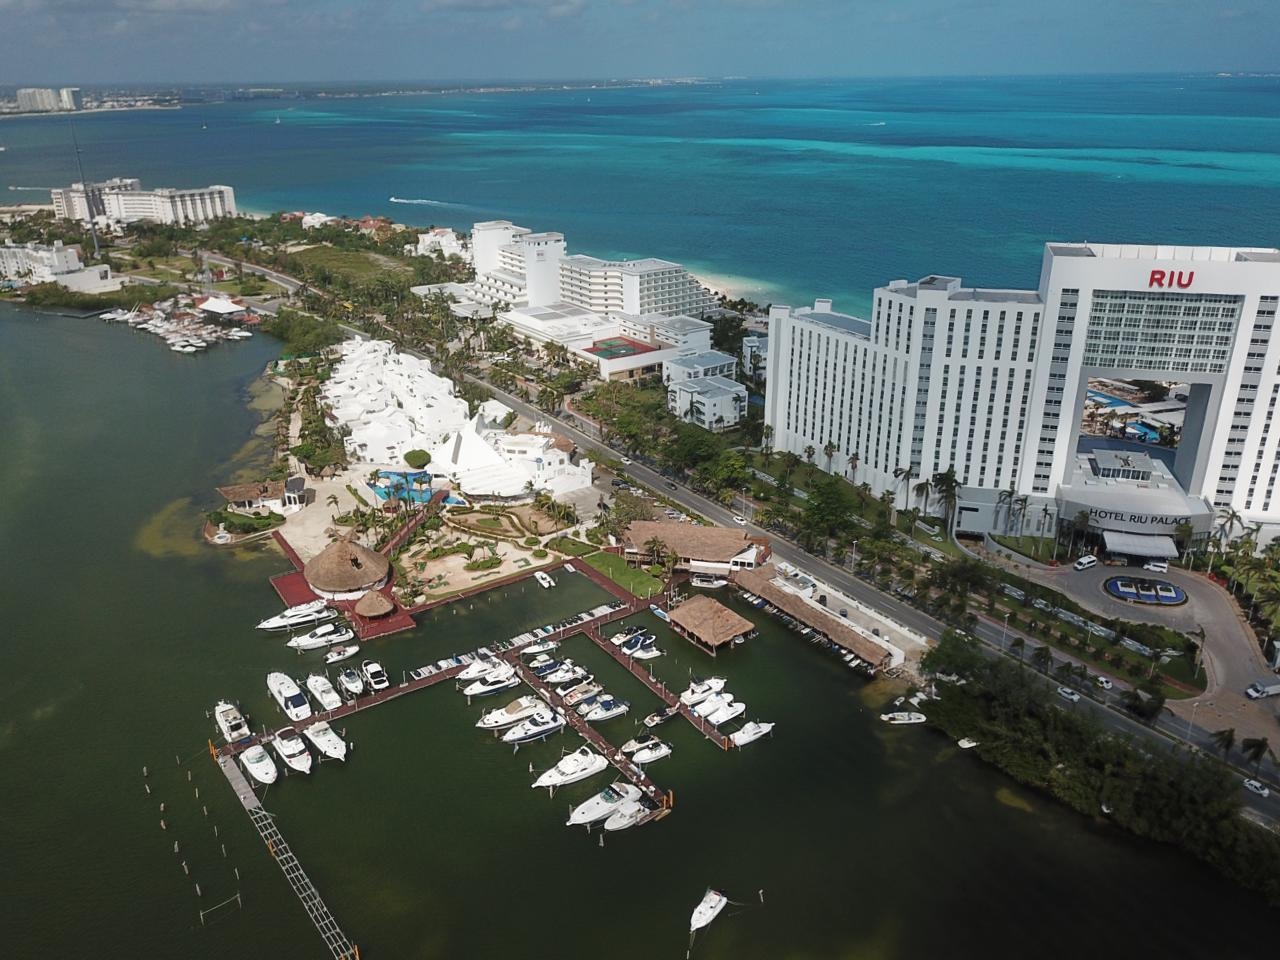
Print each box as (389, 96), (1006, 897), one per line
(532, 746), (609, 789)
(706, 700), (745, 726)
(879, 711), (927, 725)
(462, 664), (519, 697)
(305, 674), (343, 711)
(632, 739), (672, 764)
(522, 638), (559, 655)
(302, 721), (347, 761)
(566, 782), (643, 826)
(534, 570), (556, 589)
(361, 659), (390, 692)
(257, 599), (334, 631)
(543, 661), (586, 685)
(476, 695), (545, 730)
(531, 658), (564, 678)
(325, 643), (360, 664)
(502, 709), (565, 743)
(585, 697), (629, 722)
(610, 626), (642, 647)
(456, 657), (503, 682)
(214, 700), (251, 743)
(730, 721), (775, 747)
(240, 745), (278, 785)
(680, 677), (727, 707)
(957, 737), (979, 749)
(555, 674), (595, 698)
(603, 799), (647, 832)
(621, 732), (662, 754)
(337, 667), (364, 697)
(575, 693), (605, 716)
(267, 672), (312, 722)
(562, 681), (602, 707)
(632, 639), (662, 661)
(526, 653), (557, 672)
(692, 692), (733, 719)
(643, 705), (680, 728)
(690, 889), (728, 932)
(270, 727), (312, 774)
(620, 633), (646, 656)
(286, 622), (354, 650)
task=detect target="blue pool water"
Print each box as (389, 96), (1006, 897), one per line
(1126, 422), (1160, 442)
(370, 470), (434, 502)
(1087, 389), (1132, 408)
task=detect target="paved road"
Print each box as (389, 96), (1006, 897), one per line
(197, 251), (304, 295)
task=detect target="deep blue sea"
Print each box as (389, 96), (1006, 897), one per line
(3, 75), (1280, 313)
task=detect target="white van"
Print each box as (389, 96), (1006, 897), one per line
(1073, 555), (1098, 571)
(1142, 560), (1169, 573)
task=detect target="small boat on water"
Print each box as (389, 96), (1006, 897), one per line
(649, 604), (670, 622)
(585, 697), (629, 722)
(267, 672), (312, 722)
(691, 575), (728, 589)
(214, 700), (251, 743)
(693, 692), (733, 719)
(527, 653), (557, 672)
(680, 677), (727, 707)
(287, 623), (355, 651)
(730, 721), (775, 747)
(880, 711), (927, 725)
(302, 721), (347, 761)
(567, 782), (643, 826)
(305, 674), (343, 711)
(534, 571), (556, 589)
(957, 737), (979, 750)
(603, 799), (647, 832)
(563, 562), (576, 573)
(271, 727), (312, 775)
(610, 626), (642, 647)
(632, 739), (672, 764)
(240, 745), (277, 785)
(476, 695), (545, 730)
(337, 667), (364, 697)
(456, 657), (503, 682)
(531, 657), (564, 678)
(462, 663), (518, 697)
(621, 732), (662, 754)
(555, 674), (594, 698)
(543, 661), (586, 685)
(632, 638), (662, 661)
(620, 633), (647, 656)
(706, 700), (745, 727)
(522, 638), (559, 655)
(532, 746), (609, 789)
(643, 705), (680, 728)
(562, 681), (602, 707)
(502, 709), (565, 743)
(690, 889), (728, 932)
(362, 660), (391, 692)
(325, 643), (360, 664)
(257, 599), (334, 631)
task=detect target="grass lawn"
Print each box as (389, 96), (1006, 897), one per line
(584, 552), (663, 598)
(992, 534), (1065, 563)
(548, 536), (597, 557)
(292, 246), (411, 282)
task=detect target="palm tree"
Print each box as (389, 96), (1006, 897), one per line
(822, 440), (837, 473)
(1211, 727), (1236, 758)
(1240, 736), (1272, 772)
(803, 444), (816, 468)
(1009, 634), (1025, 662)
(1031, 644), (1052, 675)
(913, 478), (932, 516)
(1216, 504), (1244, 546)
(325, 492), (340, 511)
(761, 424), (774, 459)
(996, 484), (1016, 534)
(931, 466), (960, 535)
(643, 536), (670, 568)
(1012, 495), (1029, 538)
(846, 451), (859, 482)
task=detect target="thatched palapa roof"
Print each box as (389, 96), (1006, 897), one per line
(304, 537), (391, 594)
(667, 594), (754, 649)
(354, 590), (395, 618)
(623, 521), (766, 564)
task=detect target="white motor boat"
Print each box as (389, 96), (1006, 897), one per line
(542, 661), (586, 685)
(561, 681), (602, 707)
(632, 740), (672, 764)
(880, 711), (927, 725)
(302, 721), (347, 761)
(632, 640), (662, 661)
(287, 623), (354, 650)
(476, 695), (546, 730)
(690, 889), (728, 932)
(214, 700), (251, 743)
(707, 700), (745, 727)
(534, 571), (556, 589)
(692, 692), (732, 719)
(522, 638), (559, 655)
(680, 677), (727, 707)
(957, 737), (980, 750)
(257, 600), (334, 631)
(266, 672), (312, 722)
(526, 653), (556, 673)
(566, 782), (643, 826)
(462, 664), (519, 697)
(610, 626), (642, 647)
(362, 660), (391, 692)
(325, 643), (360, 665)
(555, 674), (595, 699)
(532, 746), (608, 789)
(730, 721), (775, 747)
(621, 732), (662, 754)
(456, 657), (503, 682)
(271, 727), (312, 774)
(502, 709), (565, 743)
(603, 799), (647, 832)
(240, 745), (278, 785)
(585, 697), (629, 722)
(305, 674), (343, 711)
(643, 705), (680, 728)
(337, 667), (364, 697)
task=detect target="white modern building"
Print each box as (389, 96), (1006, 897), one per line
(742, 334), (768, 380)
(301, 212), (339, 230)
(17, 87), (80, 112)
(52, 178), (236, 226)
(0, 239), (119, 292)
(409, 227), (470, 262)
(765, 243), (1280, 549)
(663, 349), (738, 383)
(559, 255), (716, 318)
(429, 419), (593, 498)
(668, 376), (748, 432)
(469, 221), (565, 309)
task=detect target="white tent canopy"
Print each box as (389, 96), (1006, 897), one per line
(1102, 530), (1179, 559)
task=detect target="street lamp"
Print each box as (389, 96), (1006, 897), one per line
(1186, 699), (1212, 740)
(1000, 611), (1011, 650)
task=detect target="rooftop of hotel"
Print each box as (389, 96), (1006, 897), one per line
(883, 276), (1042, 305)
(665, 349), (737, 371)
(669, 375), (746, 400)
(623, 312), (713, 336)
(785, 300), (872, 338)
(1047, 242), (1280, 262)
(562, 254), (683, 274)
(585, 335), (657, 358)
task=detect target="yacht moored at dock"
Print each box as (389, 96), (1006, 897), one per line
(476, 695), (546, 730)
(240, 744), (278, 785)
(566, 782), (643, 826)
(532, 746), (609, 789)
(287, 623), (354, 651)
(729, 721), (775, 747)
(534, 571), (556, 589)
(502, 709), (566, 743)
(257, 600), (335, 631)
(305, 674), (343, 711)
(213, 700), (251, 743)
(267, 672), (312, 722)
(680, 677), (727, 707)
(690, 889), (727, 932)
(302, 721), (347, 761)
(271, 726), (313, 775)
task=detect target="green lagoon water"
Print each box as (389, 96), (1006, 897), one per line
(1, 304), (1269, 957)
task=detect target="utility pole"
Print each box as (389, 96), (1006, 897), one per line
(68, 119), (101, 260)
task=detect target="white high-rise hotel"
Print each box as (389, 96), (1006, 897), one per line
(765, 243), (1280, 545)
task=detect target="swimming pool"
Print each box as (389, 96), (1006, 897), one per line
(370, 470), (435, 503)
(1087, 389), (1132, 408)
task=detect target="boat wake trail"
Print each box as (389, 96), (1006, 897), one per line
(389, 196), (459, 207)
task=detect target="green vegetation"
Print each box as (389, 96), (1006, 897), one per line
(531, 548), (549, 559)
(585, 551), (663, 597)
(259, 308), (345, 356)
(923, 630), (1280, 906)
(464, 555), (503, 572)
(292, 245), (411, 283)
(207, 509), (283, 535)
(547, 536), (597, 557)
(20, 282), (183, 311)
(290, 382), (347, 473)
(991, 534), (1064, 562)
(404, 449), (431, 469)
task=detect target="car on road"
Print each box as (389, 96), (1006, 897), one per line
(610, 479), (628, 487)
(1142, 560), (1169, 573)
(1073, 555), (1098, 571)
(1095, 676), (1113, 691)
(620, 457), (632, 465)
(1056, 686), (1081, 703)
(1243, 778), (1271, 798)
(733, 515), (747, 525)
(665, 481), (677, 490)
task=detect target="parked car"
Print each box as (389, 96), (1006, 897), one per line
(1095, 676), (1114, 691)
(1056, 686), (1081, 703)
(733, 515), (747, 525)
(1073, 555), (1098, 571)
(610, 479), (627, 487)
(1243, 778), (1271, 798)
(1142, 560), (1169, 573)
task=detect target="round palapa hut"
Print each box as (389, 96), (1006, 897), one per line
(303, 536), (391, 600)
(354, 589), (395, 619)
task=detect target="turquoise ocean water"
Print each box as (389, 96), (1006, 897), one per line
(3, 75), (1279, 312)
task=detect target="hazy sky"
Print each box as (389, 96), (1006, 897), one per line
(2, 0), (1276, 84)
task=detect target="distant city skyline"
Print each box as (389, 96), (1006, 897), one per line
(3, 0), (1277, 85)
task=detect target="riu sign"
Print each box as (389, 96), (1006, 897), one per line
(1148, 269), (1194, 289)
